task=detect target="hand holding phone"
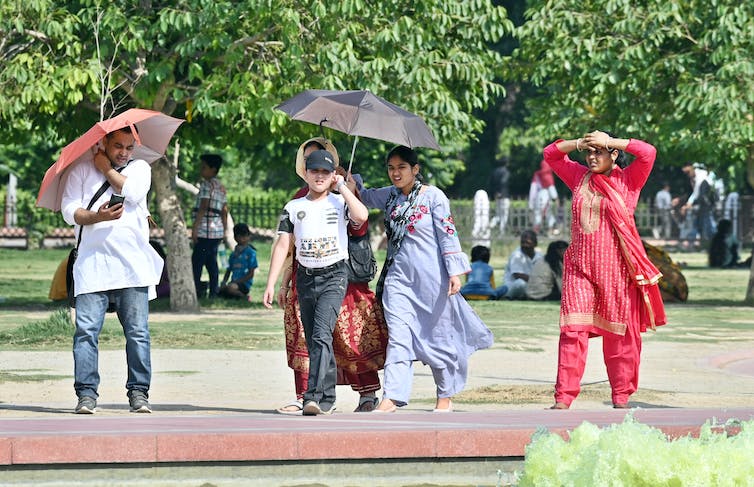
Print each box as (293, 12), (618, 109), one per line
(108, 194), (125, 207)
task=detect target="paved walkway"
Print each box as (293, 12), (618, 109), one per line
(2, 324), (753, 416)
(1, 311), (754, 485)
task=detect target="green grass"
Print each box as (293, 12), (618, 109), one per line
(0, 247), (752, 351)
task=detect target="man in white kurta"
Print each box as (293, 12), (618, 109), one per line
(61, 127), (163, 414)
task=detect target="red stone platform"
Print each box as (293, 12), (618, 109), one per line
(1, 407), (751, 466)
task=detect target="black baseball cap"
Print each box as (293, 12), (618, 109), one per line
(305, 150), (336, 172)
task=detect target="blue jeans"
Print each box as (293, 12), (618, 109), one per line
(296, 261), (348, 409)
(192, 238), (222, 297)
(73, 287), (151, 399)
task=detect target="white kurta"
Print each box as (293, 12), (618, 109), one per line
(61, 158), (163, 298)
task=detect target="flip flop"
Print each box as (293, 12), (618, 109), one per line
(276, 399), (303, 415)
(354, 396), (378, 412)
(433, 399), (453, 413)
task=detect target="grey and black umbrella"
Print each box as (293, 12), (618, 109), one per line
(276, 89), (441, 172)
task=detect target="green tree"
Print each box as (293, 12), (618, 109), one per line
(511, 0), (754, 301)
(1, 0), (512, 309)
(512, 0), (754, 174)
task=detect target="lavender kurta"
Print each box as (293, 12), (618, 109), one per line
(360, 185), (493, 385)
(544, 139), (656, 336)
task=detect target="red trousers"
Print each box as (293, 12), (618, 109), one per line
(554, 320), (642, 406)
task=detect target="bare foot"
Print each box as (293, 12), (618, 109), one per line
(433, 397), (452, 412)
(374, 398), (397, 413)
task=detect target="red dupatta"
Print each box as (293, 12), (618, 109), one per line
(589, 174), (667, 330)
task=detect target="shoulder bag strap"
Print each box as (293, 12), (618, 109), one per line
(75, 166), (125, 249)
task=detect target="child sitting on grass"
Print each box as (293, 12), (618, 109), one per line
(460, 245), (508, 300)
(219, 223), (258, 300)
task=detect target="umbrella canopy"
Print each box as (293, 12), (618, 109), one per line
(276, 89), (441, 151)
(37, 108), (184, 211)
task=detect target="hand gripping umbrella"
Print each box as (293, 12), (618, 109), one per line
(276, 89), (440, 173)
(37, 108), (184, 211)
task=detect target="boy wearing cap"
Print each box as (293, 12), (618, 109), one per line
(263, 149), (368, 415)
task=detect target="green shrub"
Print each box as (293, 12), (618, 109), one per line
(518, 416), (754, 486)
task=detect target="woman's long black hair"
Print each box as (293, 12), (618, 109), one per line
(545, 240), (569, 276)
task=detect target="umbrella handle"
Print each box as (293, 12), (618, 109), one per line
(318, 118), (328, 139)
(347, 136), (359, 179)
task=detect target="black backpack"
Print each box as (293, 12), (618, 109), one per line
(346, 233), (377, 283)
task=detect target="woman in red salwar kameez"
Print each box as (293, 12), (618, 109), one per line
(543, 130), (666, 409)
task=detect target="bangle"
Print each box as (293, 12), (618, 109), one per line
(576, 138), (583, 151)
(604, 138), (612, 151)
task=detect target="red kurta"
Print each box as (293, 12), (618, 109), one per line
(544, 139), (664, 337)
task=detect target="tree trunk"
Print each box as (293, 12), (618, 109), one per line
(746, 246), (754, 304)
(151, 157), (199, 311)
(745, 148), (754, 303)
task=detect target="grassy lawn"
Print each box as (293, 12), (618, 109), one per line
(0, 246), (752, 351)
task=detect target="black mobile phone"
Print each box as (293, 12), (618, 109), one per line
(108, 193), (125, 207)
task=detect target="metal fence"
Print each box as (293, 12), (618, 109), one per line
(1, 195), (748, 248)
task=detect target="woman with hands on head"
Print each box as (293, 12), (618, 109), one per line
(543, 130), (666, 410)
(357, 145), (493, 413)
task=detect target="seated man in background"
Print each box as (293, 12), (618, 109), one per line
(500, 230), (542, 299)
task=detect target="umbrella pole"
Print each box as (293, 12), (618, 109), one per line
(347, 136), (359, 178)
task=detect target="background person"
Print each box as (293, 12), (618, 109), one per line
(218, 223), (258, 300)
(526, 240), (568, 301)
(654, 182), (672, 239)
(528, 160), (559, 235)
(499, 229), (542, 299)
(681, 163), (717, 242)
(543, 130), (666, 410)
(460, 245), (507, 300)
(708, 219), (740, 268)
(61, 126), (164, 414)
(356, 145), (493, 413)
(191, 154), (228, 298)
(489, 157), (510, 235)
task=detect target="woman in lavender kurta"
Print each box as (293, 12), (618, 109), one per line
(357, 146), (493, 413)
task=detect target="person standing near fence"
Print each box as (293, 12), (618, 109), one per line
(489, 157), (511, 235)
(654, 182), (672, 239)
(543, 130), (666, 409)
(191, 154), (228, 298)
(528, 160), (559, 235)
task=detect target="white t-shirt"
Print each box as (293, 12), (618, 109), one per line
(503, 247), (543, 286)
(655, 189), (672, 210)
(277, 193), (349, 269)
(61, 158), (164, 298)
